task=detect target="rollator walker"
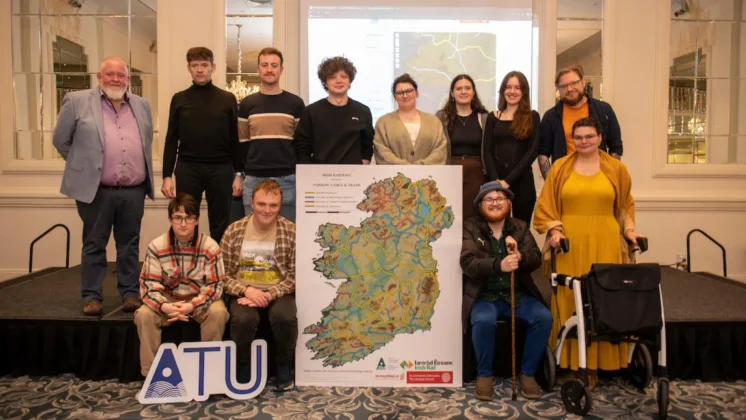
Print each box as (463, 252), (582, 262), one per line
(546, 237), (670, 418)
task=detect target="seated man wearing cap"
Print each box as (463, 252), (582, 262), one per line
(460, 181), (551, 401)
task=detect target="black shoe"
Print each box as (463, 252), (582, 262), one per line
(236, 362), (251, 384)
(275, 364), (294, 392)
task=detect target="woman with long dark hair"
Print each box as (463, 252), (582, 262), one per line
(483, 71), (540, 224)
(436, 74), (489, 219)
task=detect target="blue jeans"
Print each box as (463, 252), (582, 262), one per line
(471, 296), (553, 377)
(242, 174), (296, 222)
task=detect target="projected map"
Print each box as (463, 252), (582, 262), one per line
(395, 32), (497, 113)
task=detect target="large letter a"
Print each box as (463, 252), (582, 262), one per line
(138, 343), (190, 404)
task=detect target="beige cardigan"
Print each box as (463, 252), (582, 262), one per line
(373, 111), (447, 164)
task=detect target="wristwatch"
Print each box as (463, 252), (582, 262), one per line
(235, 172), (245, 179)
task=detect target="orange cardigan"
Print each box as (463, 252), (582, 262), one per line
(533, 150), (636, 276)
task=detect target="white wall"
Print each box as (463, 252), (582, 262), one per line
(0, 0), (744, 283)
(0, 0), (227, 281)
(607, 0), (746, 281)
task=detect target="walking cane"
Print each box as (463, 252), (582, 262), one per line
(507, 241), (518, 401)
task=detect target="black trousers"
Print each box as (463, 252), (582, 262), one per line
(510, 172), (537, 225)
(174, 161), (233, 243)
(75, 184), (146, 302)
(229, 295), (298, 369)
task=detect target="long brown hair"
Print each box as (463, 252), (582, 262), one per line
(438, 74), (488, 133)
(498, 71), (532, 140)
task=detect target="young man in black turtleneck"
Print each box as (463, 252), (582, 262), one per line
(162, 47), (243, 244)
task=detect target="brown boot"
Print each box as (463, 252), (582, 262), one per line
(474, 376), (494, 401)
(587, 370), (598, 391)
(83, 301), (103, 316)
(520, 374), (541, 399)
(122, 296), (142, 312)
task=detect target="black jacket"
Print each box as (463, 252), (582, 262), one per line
(482, 110), (540, 186)
(460, 215), (543, 332)
(538, 97), (623, 162)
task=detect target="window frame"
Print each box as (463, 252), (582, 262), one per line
(653, 0), (746, 177)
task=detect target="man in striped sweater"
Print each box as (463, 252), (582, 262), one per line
(237, 47), (305, 222)
(134, 193), (229, 377)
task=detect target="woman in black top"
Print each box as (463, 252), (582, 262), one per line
(435, 74), (489, 220)
(483, 71), (540, 224)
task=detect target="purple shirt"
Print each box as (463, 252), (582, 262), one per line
(99, 89), (147, 187)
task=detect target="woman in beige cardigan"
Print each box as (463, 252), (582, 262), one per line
(373, 74), (447, 165)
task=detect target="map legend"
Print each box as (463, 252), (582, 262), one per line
(302, 184), (362, 213)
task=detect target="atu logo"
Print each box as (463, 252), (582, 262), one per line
(138, 340), (267, 404)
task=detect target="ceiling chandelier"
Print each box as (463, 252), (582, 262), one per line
(226, 24), (259, 102)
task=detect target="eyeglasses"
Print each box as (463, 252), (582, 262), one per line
(171, 215), (197, 224)
(394, 88), (416, 97)
(573, 134), (598, 142)
(557, 79), (583, 91)
(482, 197), (507, 205)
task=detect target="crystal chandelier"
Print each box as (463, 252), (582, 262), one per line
(227, 24), (259, 102)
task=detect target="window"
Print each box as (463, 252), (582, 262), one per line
(556, 0), (604, 100)
(225, 0), (274, 103)
(668, 0), (746, 164)
(11, 0), (158, 161)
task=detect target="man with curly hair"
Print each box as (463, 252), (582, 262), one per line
(294, 56), (374, 164)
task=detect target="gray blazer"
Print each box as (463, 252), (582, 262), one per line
(53, 89), (155, 204)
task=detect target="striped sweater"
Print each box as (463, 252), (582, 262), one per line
(139, 229), (225, 317)
(237, 91), (305, 177)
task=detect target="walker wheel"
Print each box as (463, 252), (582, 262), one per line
(657, 378), (670, 419)
(627, 343), (653, 390)
(536, 346), (556, 392)
(561, 378), (592, 416)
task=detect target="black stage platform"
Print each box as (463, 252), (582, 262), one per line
(1, 264), (745, 382)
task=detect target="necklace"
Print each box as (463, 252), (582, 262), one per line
(457, 114), (470, 126)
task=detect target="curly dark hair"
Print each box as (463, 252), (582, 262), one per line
(438, 74), (488, 133)
(317, 56), (357, 91)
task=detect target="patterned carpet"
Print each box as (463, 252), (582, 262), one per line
(1, 375), (744, 419)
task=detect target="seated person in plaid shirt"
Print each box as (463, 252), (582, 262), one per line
(134, 193), (229, 377)
(221, 179), (297, 391)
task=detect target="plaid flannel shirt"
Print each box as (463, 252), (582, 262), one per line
(220, 214), (296, 299)
(139, 229), (225, 317)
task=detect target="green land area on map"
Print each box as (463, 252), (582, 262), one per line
(303, 173), (454, 367)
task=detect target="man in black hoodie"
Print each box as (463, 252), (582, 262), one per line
(161, 47), (243, 243)
(461, 181), (551, 401)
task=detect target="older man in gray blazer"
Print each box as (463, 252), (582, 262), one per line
(53, 56), (154, 316)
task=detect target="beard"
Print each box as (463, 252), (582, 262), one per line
(561, 91), (585, 106)
(102, 85), (126, 101)
(481, 205), (511, 223)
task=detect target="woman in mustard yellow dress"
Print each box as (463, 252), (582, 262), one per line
(533, 117), (644, 390)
